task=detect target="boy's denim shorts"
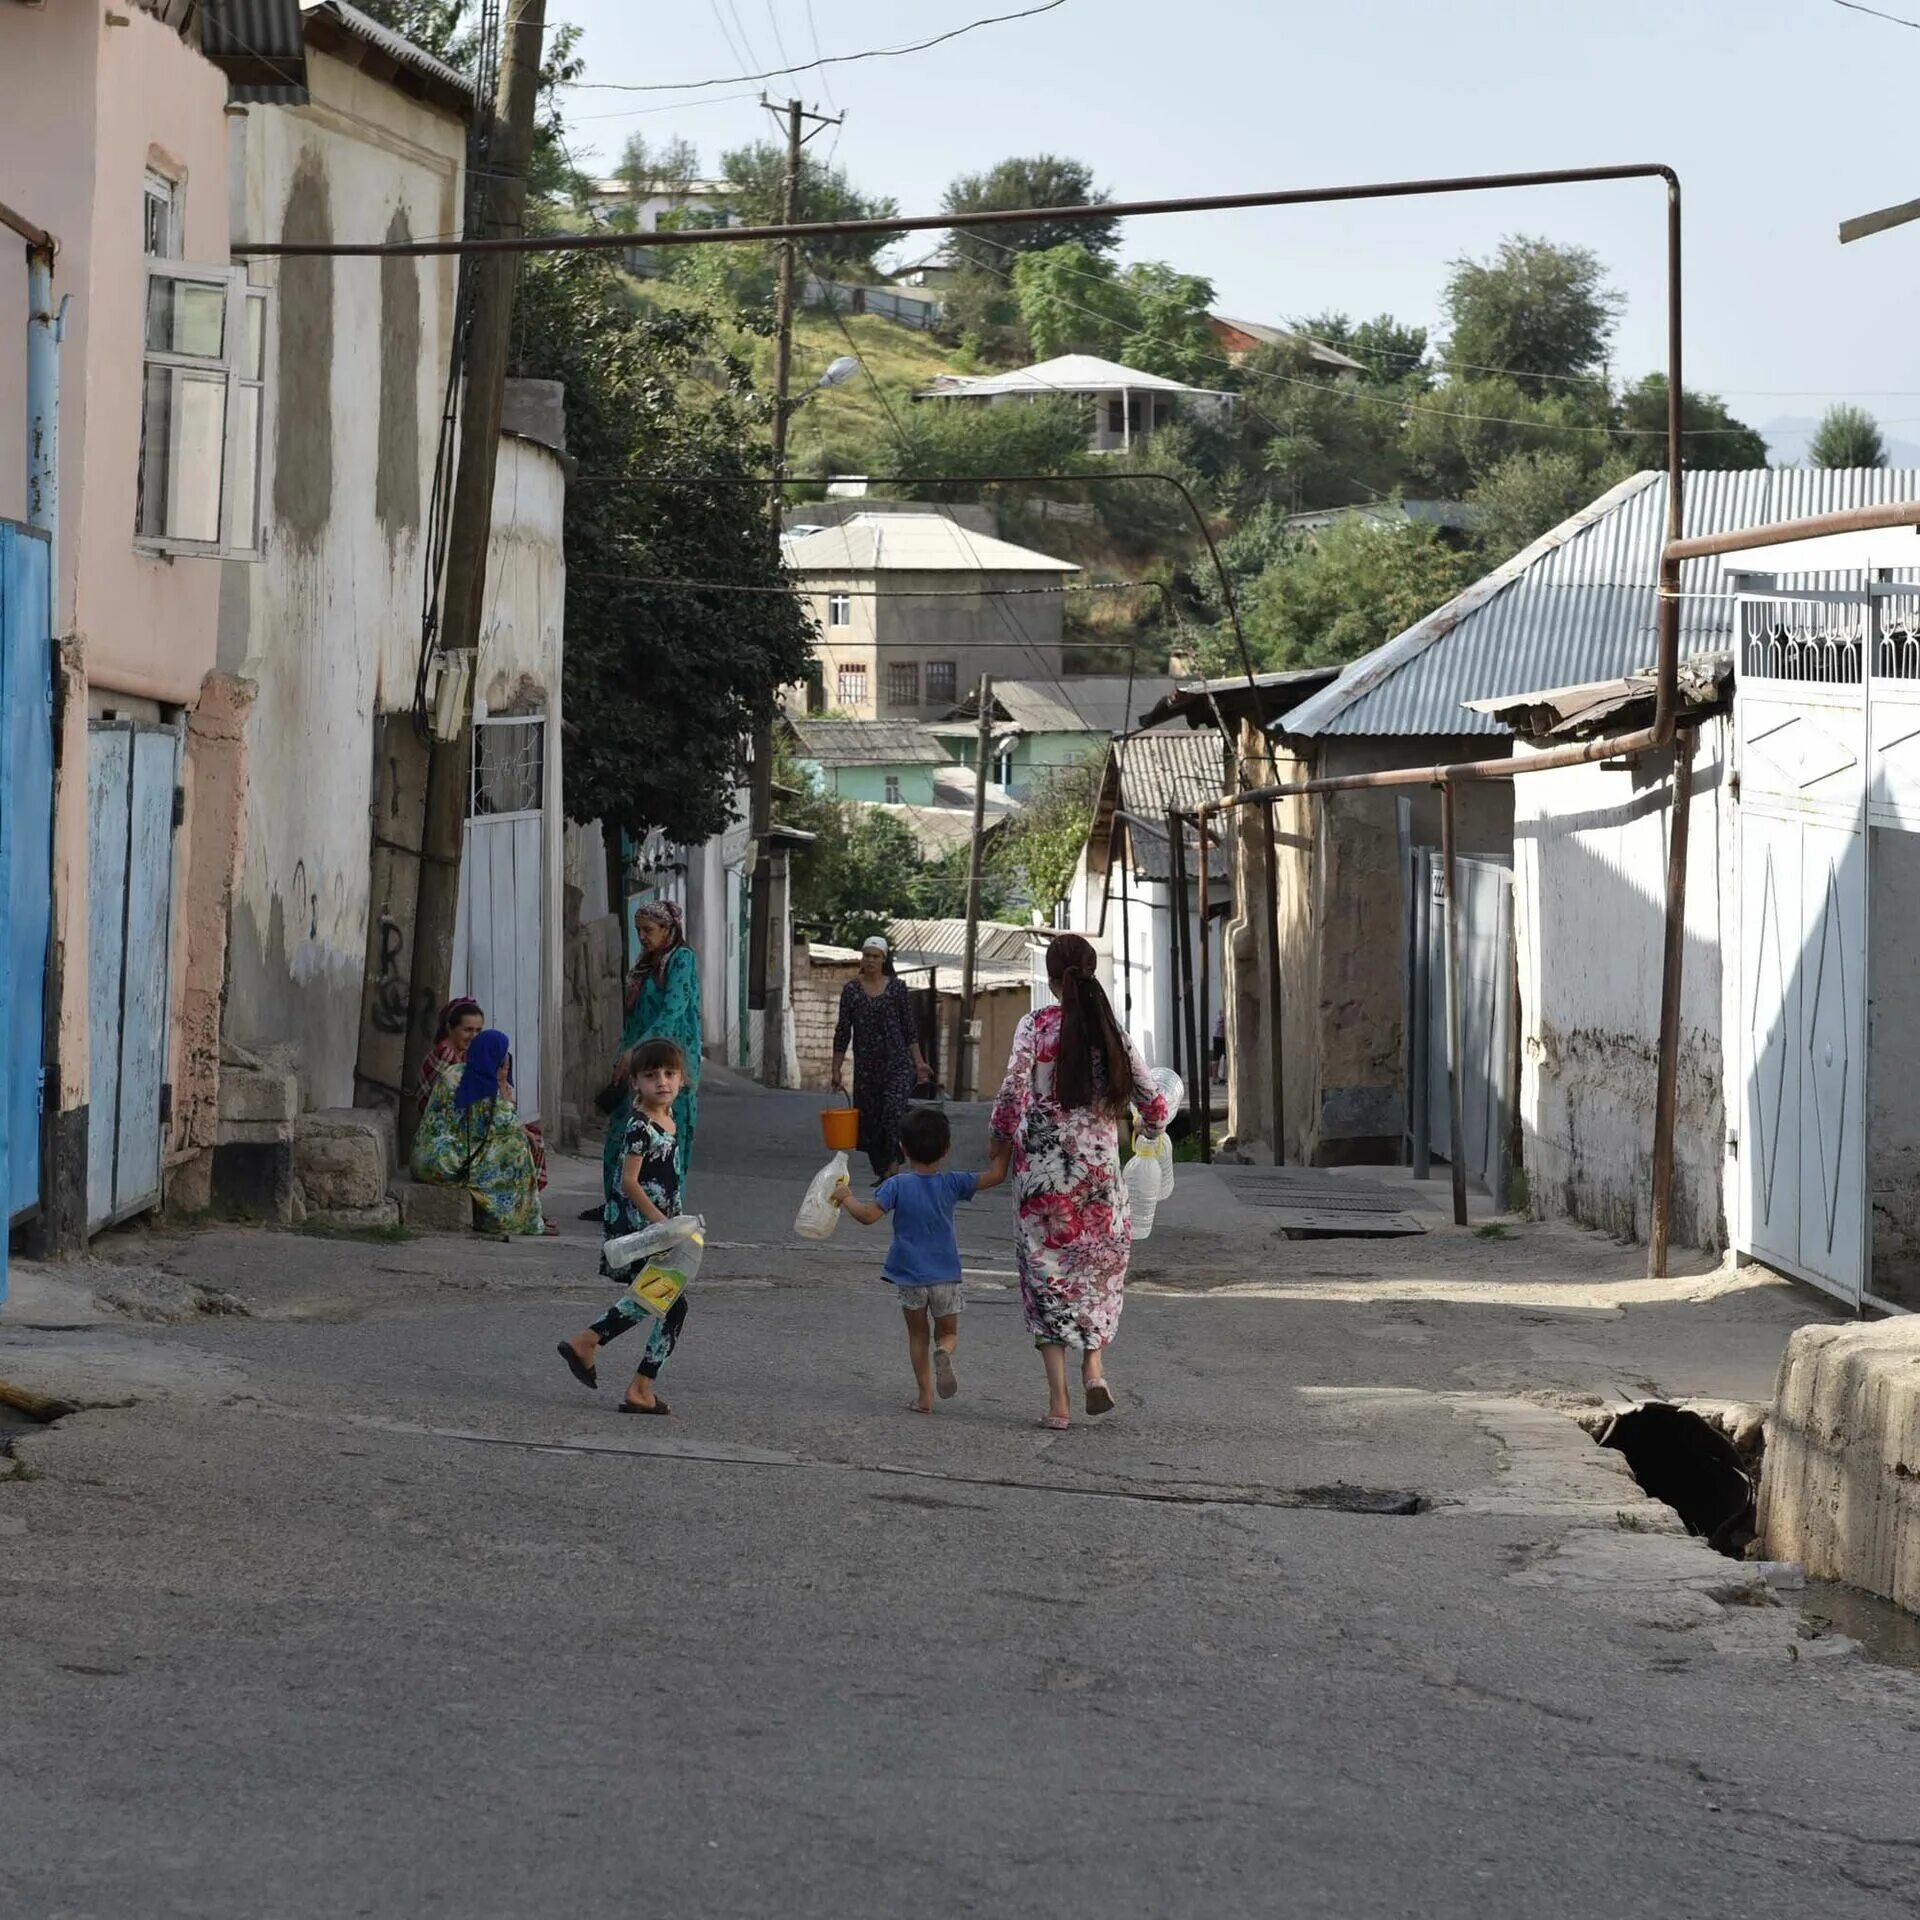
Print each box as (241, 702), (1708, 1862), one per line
(890, 1282), (963, 1317)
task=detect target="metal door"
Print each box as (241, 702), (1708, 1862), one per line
(1734, 621), (1868, 1306)
(1415, 851), (1516, 1202)
(87, 722), (182, 1232)
(453, 716), (546, 1124)
(0, 524), (52, 1295)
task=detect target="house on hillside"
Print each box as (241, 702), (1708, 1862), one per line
(1283, 499), (1478, 544)
(916, 354), (1234, 454)
(932, 675), (1178, 800)
(891, 242), (964, 291)
(1217, 466), (1920, 1218)
(781, 716), (1017, 859)
(781, 512), (1077, 719)
(1208, 316), (1365, 380)
(583, 174), (739, 233)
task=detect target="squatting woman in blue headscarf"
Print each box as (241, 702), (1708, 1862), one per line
(410, 1027), (551, 1235)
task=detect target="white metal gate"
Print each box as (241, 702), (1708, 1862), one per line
(86, 722), (182, 1232)
(454, 716), (545, 1125)
(1735, 594), (1873, 1306)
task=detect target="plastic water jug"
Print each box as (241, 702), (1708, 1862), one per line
(1147, 1068), (1184, 1198)
(794, 1151), (850, 1240)
(1124, 1137), (1164, 1240)
(603, 1213), (706, 1319)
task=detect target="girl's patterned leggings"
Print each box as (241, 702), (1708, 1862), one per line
(589, 1293), (688, 1379)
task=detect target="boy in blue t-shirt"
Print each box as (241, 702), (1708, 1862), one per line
(834, 1105), (1005, 1413)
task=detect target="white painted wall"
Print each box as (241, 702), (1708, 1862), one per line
(222, 55), (465, 1105)
(1513, 719), (1735, 1251)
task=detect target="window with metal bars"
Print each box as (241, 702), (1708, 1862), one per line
(886, 661), (919, 709)
(835, 664), (868, 710)
(925, 660), (957, 707)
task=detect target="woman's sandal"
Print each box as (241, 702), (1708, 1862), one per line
(557, 1342), (597, 1391)
(1038, 1414), (1071, 1431)
(1084, 1380), (1116, 1417)
(619, 1397), (671, 1416)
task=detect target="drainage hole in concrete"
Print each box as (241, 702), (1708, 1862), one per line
(1591, 1403), (1756, 1557)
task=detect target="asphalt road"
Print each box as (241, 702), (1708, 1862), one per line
(4, 1075), (1920, 1918)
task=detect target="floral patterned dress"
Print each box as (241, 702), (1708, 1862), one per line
(834, 975), (919, 1178)
(989, 1005), (1169, 1350)
(602, 944), (702, 1205)
(410, 1061), (546, 1236)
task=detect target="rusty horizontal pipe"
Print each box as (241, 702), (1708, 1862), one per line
(1665, 498), (1920, 562)
(233, 161), (1679, 258)
(0, 200), (54, 253)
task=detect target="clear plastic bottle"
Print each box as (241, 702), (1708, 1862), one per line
(603, 1214), (706, 1320)
(1124, 1135), (1164, 1240)
(1150, 1067), (1185, 1197)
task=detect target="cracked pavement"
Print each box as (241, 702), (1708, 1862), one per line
(4, 1073), (1919, 1918)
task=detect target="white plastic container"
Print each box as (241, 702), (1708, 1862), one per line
(1148, 1067), (1185, 1197)
(602, 1213), (706, 1319)
(1124, 1134), (1165, 1240)
(794, 1150), (851, 1239)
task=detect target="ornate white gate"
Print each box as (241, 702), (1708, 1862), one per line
(1732, 580), (1920, 1308)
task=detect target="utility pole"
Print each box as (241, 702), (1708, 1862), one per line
(400, 0), (546, 1139)
(956, 675), (994, 1101)
(748, 94), (840, 1087)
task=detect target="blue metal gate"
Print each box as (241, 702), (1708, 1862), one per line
(87, 721), (181, 1233)
(0, 522), (52, 1299)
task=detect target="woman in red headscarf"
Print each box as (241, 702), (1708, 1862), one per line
(988, 933), (1169, 1429)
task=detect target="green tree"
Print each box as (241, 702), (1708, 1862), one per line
(1009, 246), (1216, 382)
(1614, 374), (1769, 471)
(508, 254), (814, 842)
(1232, 339), (1411, 513)
(1468, 447), (1634, 563)
(718, 141), (899, 277)
(1231, 518), (1480, 673)
(991, 766), (1095, 915)
(1442, 235), (1624, 397)
(1297, 310), (1432, 387)
(1809, 403), (1888, 470)
(617, 131), (699, 198)
(942, 154), (1118, 281)
(867, 394), (1091, 501)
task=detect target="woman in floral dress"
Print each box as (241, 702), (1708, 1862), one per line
(989, 933), (1169, 1428)
(831, 936), (931, 1181)
(410, 1029), (549, 1236)
(601, 898), (702, 1215)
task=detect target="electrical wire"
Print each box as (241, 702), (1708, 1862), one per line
(805, 0), (841, 111)
(1833, 0), (1920, 26)
(564, 1), (1068, 93)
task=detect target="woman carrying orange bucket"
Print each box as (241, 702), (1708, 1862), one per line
(830, 935), (932, 1181)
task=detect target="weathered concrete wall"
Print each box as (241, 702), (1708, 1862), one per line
(167, 673), (256, 1209)
(1512, 721), (1730, 1251)
(223, 55), (464, 1109)
(1759, 1318), (1920, 1612)
(792, 944), (863, 1093)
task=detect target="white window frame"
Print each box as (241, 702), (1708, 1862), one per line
(835, 663), (868, 709)
(827, 592), (852, 627)
(144, 169), (182, 260)
(136, 260), (269, 561)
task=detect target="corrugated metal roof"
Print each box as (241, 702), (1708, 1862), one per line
(985, 676), (1178, 735)
(887, 918), (1035, 966)
(1278, 468), (1920, 740)
(1115, 730), (1230, 881)
(781, 512), (1077, 576)
(201, 0), (309, 93)
(789, 719), (949, 766)
(228, 1), (473, 109)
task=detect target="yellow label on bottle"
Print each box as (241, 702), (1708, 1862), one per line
(628, 1264), (685, 1316)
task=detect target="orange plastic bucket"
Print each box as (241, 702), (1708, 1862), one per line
(820, 1099), (860, 1152)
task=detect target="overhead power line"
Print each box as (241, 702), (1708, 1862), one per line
(565, 0), (1069, 95)
(1832, 0), (1920, 27)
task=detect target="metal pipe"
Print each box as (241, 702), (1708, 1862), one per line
(1165, 809), (1194, 1092)
(1410, 848), (1431, 1181)
(1196, 803), (1212, 1163)
(0, 200), (54, 252)
(1259, 797), (1287, 1166)
(1439, 785), (1469, 1229)
(234, 161), (1682, 258)
(26, 244), (58, 629)
(1647, 727), (1696, 1277)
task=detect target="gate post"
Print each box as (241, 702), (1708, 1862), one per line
(1648, 728), (1696, 1279)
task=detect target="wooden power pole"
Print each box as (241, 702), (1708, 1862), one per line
(956, 675), (994, 1101)
(748, 94), (839, 1086)
(400, 0), (546, 1137)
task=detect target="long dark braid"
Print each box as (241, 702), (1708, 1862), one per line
(1048, 933), (1135, 1118)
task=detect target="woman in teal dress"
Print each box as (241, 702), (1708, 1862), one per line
(410, 1029), (550, 1236)
(601, 898), (702, 1217)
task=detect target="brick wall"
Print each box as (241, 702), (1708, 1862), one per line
(793, 941), (862, 1092)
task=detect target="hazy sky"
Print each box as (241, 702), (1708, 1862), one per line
(550, 0), (1920, 442)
